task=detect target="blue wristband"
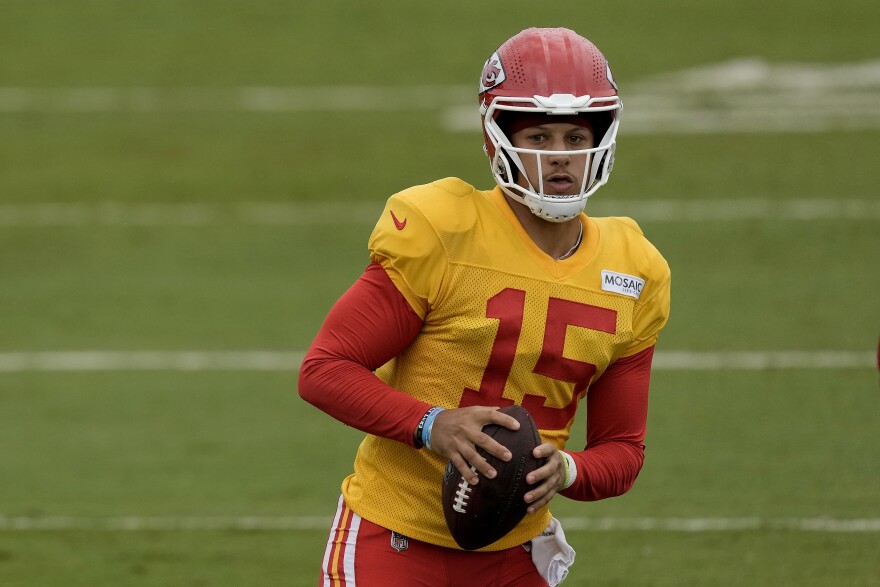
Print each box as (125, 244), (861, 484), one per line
(421, 407), (445, 450)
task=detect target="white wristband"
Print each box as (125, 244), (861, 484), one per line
(558, 450), (578, 490)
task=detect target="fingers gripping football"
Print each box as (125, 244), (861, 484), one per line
(523, 443), (566, 513)
(440, 405), (547, 550)
(429, 406), (518, 484)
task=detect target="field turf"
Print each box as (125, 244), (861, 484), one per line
(1, 1), (878, 585)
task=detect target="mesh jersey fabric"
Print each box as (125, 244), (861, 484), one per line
(341, 177), (671, 550)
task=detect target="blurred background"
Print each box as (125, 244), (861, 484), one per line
(1, 1), (878, 585)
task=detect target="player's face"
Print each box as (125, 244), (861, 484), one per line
(510, 123), (594, 195)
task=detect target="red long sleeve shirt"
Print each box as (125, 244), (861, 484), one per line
(299, 262), (654, 501)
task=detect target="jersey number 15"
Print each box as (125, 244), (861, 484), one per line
(459, 288), (617, 429)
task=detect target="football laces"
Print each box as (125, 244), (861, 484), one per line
(452, 466), (477, 513)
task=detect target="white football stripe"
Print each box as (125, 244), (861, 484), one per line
(0, 514), (877, 533)
(0, 350), (873, 373)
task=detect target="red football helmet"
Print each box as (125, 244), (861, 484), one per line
(479, 28), (621, 222)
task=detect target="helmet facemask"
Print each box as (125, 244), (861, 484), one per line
(483, 95), (620, 223)
(478, 28), (622, 222)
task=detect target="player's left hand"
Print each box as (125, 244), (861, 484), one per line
(523, 443), (565, 513)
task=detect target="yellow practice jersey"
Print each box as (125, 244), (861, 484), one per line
(341, 177), (671, 550)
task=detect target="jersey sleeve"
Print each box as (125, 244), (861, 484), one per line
(613, 217), (671, 358)
(368, 192), (448, 319)
(297, 263), (429, 446)
(625, 269), (671, 356)
(560, 345), (654, 501)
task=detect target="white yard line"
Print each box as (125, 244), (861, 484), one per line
(1, 60), (879, 134)
(0, 514), (877, 532)
(560, 517), (880, 533)
(0, 198), (877, 227)
(0, 85), (473, 113)
(0, 350), (873, 373)
(0, 351), (306, 373)
(450, 59), (880, 134)
(651, 351), (876, 371)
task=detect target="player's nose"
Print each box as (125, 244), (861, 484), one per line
(546, 149), (571, 167)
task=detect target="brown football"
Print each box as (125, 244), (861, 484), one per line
(441, 404), (546, 550)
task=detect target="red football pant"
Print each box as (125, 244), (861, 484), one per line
(319, 496), (548, 587)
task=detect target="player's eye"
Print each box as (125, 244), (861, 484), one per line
(526, 133), (547, 143)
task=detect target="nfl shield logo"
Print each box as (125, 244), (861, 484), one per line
(390, 531), (409, 553)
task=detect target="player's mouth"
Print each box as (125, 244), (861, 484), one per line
(543, 173), (577, 193)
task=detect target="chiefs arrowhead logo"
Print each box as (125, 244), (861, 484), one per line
(479, 52), (506, 94)
(390, 210), (407, 230)
(606, 61), (618, 91)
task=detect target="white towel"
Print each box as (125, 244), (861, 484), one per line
(529, 517), (576, 586)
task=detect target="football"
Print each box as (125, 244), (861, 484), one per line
(441, 404), (546, 550)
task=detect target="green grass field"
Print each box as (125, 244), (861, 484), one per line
(2, 1), (879, 585)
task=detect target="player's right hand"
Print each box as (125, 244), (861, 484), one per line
(429, 406), (519, 485)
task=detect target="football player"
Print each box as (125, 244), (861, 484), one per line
(299, 27), (671, 586)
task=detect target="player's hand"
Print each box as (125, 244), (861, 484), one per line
(429, 406), (519, 486)
(523, 443), (565, 513)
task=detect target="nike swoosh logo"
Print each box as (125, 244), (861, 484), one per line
(390, 210), (407, 230)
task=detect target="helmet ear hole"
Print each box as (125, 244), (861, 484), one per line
(589, 143), (616, 187)
(495, 149), (519, 184)
(589, 112), (613, 149)
(494, 153), (509, 182)
(591, 154), (607, 187)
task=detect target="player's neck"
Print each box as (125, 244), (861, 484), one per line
(503, 195), (584, 260)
